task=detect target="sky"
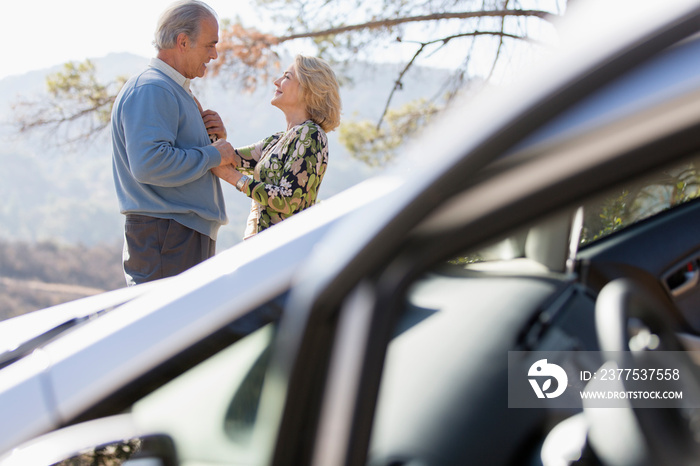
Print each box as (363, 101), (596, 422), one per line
(0, 0), (574, 85)
(0, 0), (264, 80)
(1, 0), (525, 82)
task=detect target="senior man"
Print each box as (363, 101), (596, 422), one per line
(112, 0), (236, 286)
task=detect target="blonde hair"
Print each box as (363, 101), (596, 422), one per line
(294, 55), (342, 132)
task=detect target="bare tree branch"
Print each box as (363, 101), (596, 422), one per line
(486, 0), (511, 81)
(15, 96), (114, 131)
(276, 9), (556, 41)
(376, 29), (529, 128)
(378, 43), (427, 130)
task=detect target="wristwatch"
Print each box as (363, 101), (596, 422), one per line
(236, 175), (250, 191)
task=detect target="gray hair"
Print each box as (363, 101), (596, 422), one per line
(153, 0), (217, 50)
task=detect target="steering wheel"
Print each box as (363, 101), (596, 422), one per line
(589, 277), (700, 466)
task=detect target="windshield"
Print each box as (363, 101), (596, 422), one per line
(0, 282), (159, 369)
(443, 153), (700, 273)
(580, 153), (700, 246)
(0, 313), (105, 370)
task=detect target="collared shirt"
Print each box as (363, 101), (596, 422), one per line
(149, 58), (193, 96)
(149, 57), (210, 131)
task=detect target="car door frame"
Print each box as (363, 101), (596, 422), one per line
(263, 4), (700, 466)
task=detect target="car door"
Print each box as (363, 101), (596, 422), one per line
(262, 2), (700, 465)
(5, 3), (700, 466)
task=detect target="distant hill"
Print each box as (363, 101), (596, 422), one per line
(0, 53), (447, 250)
(0, 239), (123, 319)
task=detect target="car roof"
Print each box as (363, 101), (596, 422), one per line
(515, 33), (700, 153)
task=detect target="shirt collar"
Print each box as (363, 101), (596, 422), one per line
(149, 58), (192, 94)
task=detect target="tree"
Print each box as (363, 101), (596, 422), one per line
(13, 0), (565, 165)
(580, 162), (700, 245)
(214, 0), (565, 165)
(13, 60), (127, 148)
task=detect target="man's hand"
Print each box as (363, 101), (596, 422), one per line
(201, 109), (227, 141)
(212, 139), (240, 167)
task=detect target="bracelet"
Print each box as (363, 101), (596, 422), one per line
(236, 175), (250, 191)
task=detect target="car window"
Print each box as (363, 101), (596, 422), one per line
(447, 153), (700, 268)
(123, 293), (288, 464)
(367, 155), (700, 466)
(3, 322), (281, 466)
(580, 153), (700, 246)
(130, 323), (276, 464)
(0, 290), (289, 466)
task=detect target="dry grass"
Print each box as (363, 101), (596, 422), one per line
(0, 240), (123, 320)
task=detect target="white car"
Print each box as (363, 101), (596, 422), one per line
(4, 1), (700, 465)
(0, 175), (398, 458)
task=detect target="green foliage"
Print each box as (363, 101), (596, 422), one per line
(45, 60), (121, 126)
(593, 190), (630, 241)
(339, 99), (439, 166)
(54, 439), (141, 465)
(13, 59), (127, 146)
(581, 162), (700, 245)
(447, 253), (483, 265)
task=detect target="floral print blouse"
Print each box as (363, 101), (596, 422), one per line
(236, 120), (329, 238)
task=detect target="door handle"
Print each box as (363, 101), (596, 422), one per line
(666, 262), (700, 297)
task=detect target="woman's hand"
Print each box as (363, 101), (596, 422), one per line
(201, 109), (228, 141)
(211, 164), (244, 187)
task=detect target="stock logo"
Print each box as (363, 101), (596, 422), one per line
(528, 359), (568, 399)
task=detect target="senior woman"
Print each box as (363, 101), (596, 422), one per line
(213, 55), (341, 239)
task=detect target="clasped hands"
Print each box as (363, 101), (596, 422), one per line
(201, 108), (245, 185)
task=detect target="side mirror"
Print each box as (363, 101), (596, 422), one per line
(0, 416), (177, 466)
(118, 435), (179, 466)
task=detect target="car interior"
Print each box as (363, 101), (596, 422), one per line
(366, 151), (700, 466)
(26, 153), (700, 466)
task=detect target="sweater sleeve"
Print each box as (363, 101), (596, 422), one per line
(121, 84), (221, 187)
(235, 134), (282, 174)
(241, 123), (328, 217)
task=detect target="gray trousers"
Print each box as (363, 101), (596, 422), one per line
(122, 214), (216, 286)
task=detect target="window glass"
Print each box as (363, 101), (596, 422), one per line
(131, 324), (275, 462)
(129, 295), (287, 464)
(446, 154), (700, 267)
(581, 155), (700, 245)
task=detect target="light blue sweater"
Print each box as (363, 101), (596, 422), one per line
(111, 67), (227, 240)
